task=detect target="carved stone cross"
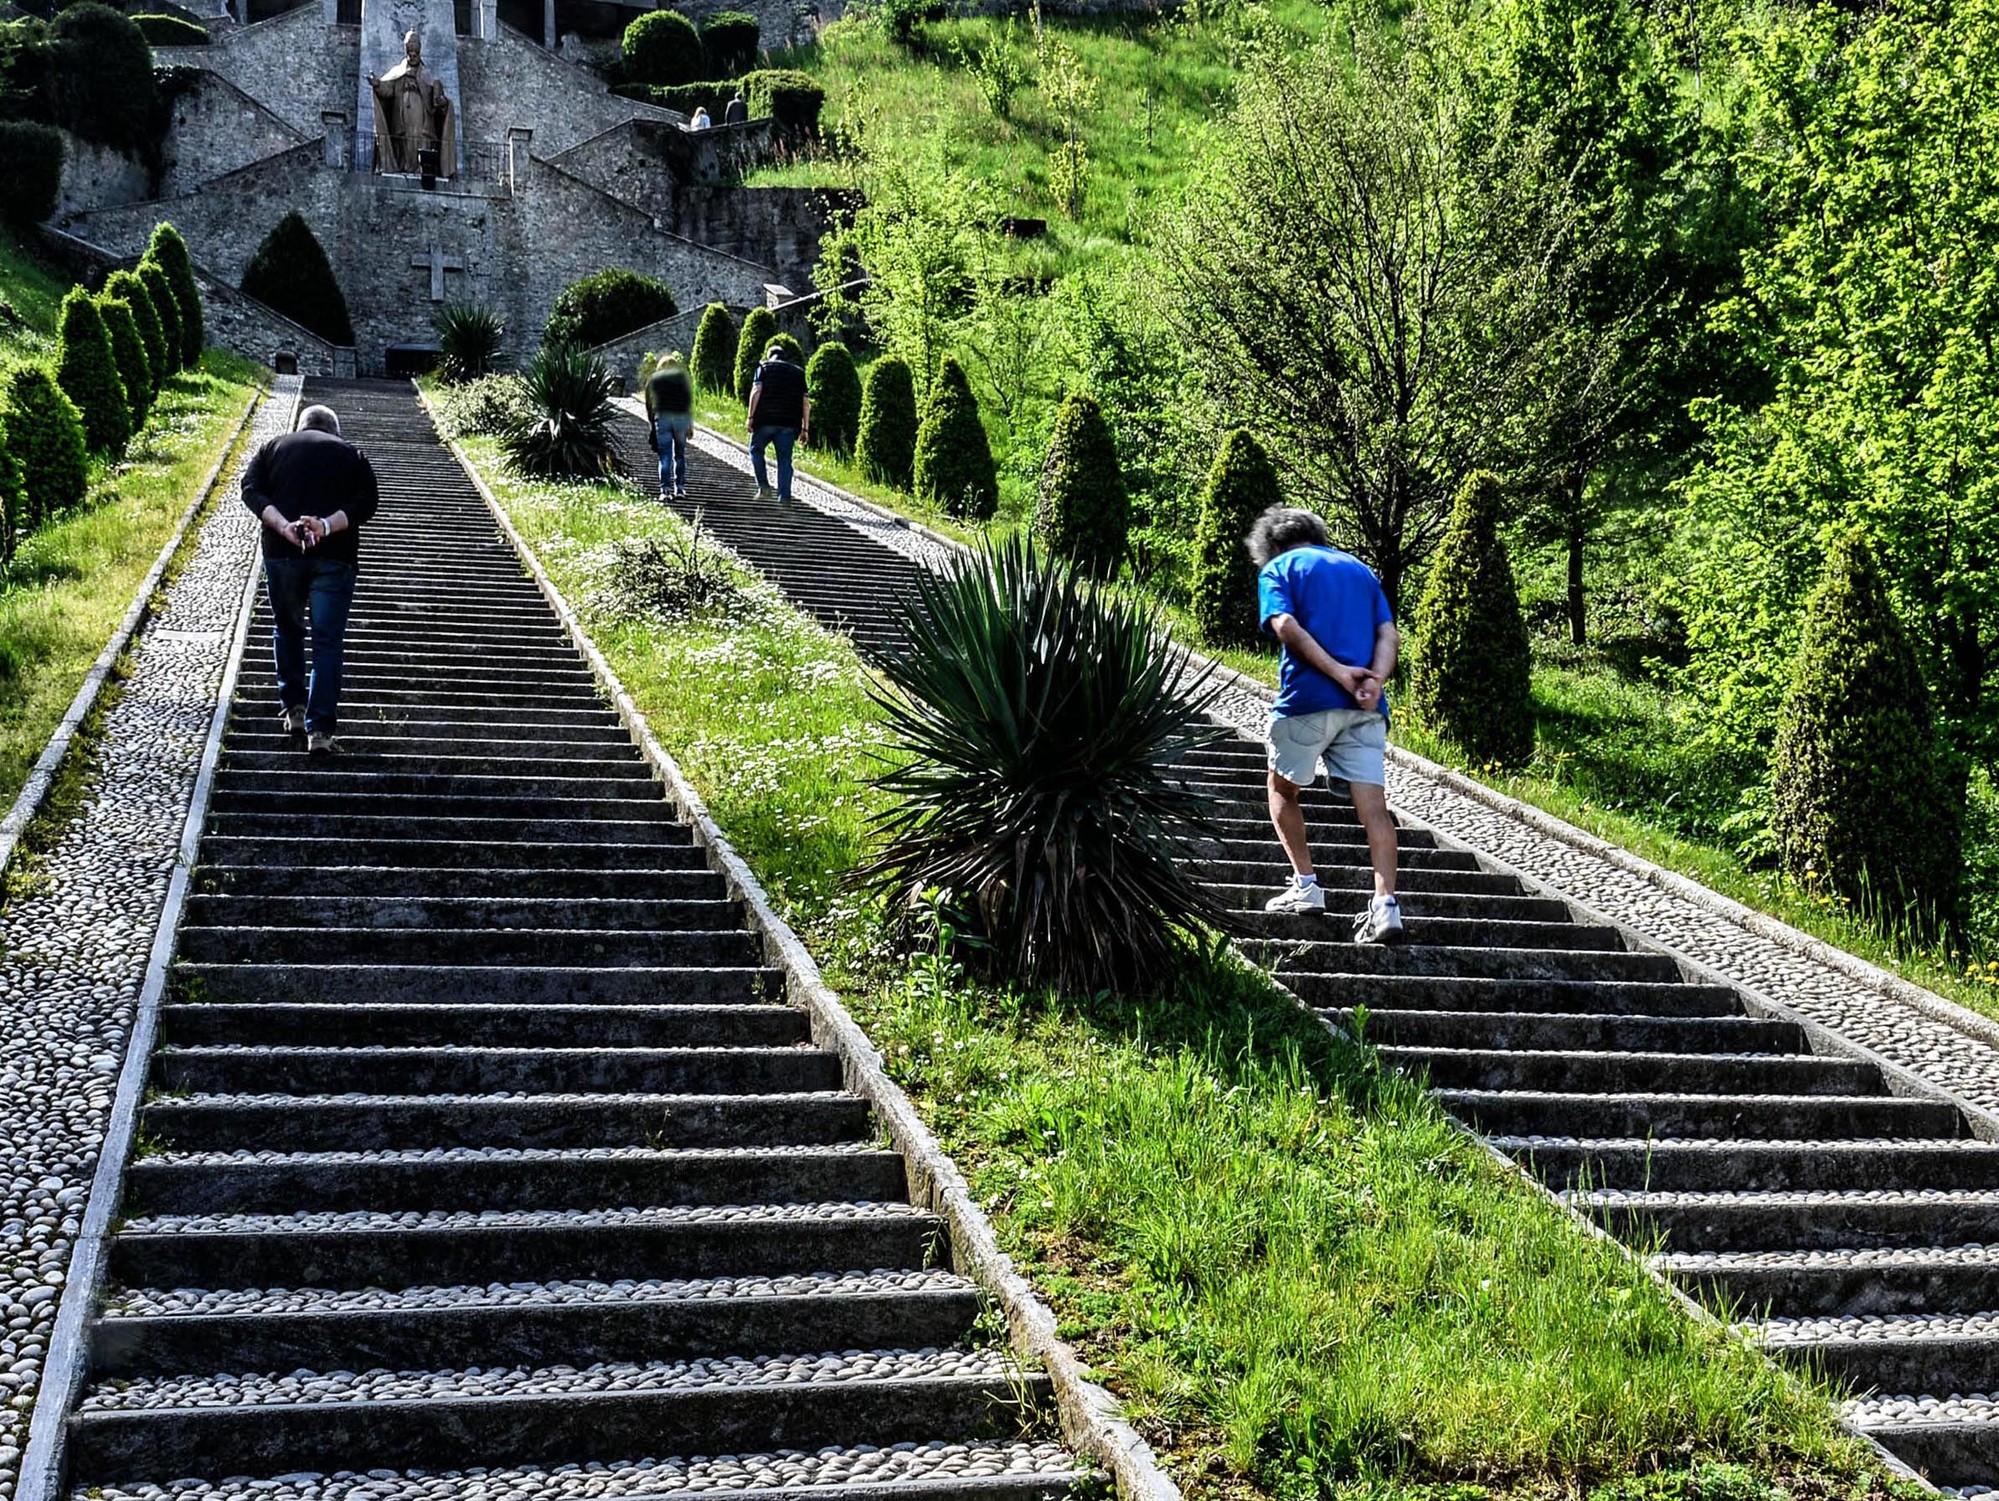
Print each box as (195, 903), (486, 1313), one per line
(411, 243), (467, 302)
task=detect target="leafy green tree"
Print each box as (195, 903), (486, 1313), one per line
(55, 287), (129, 454)
(544, 269), (675, 350)
(1188, 428), (1281, 646)
(135, 259), (183, 373)
(242, 211), (354, 345)
(144, 222), (203, 364)
(1034, 392), (1126, 577)
(97, 293), (152, 425)
(690, 303), (735, 397)
(104, 268), (166, 387)
(2, 363), (88, 522)
(804, 341), (862, 455)
(913, 355), (997, 520)
(1408, 471), (1533, 767)
(732, 305), (776, 404)
(1771, 532), (1961, 937)
(855, 353), (917, 490)
(622, 9), (702, 86)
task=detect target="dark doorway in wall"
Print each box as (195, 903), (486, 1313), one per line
(246, 0), (311, 23)
(274, 353), (299, 375)
(497, 0), (540, 39)
(455, 0), (474, 32)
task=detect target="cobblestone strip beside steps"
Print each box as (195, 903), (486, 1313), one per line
(447, 398), (1181, 1501)
(0, 374), (301, 1501)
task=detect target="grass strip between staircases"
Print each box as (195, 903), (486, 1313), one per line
(463, 443), (1907, 1501)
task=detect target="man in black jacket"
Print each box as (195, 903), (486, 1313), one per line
(240, 404), (380, 756)
(745, 342), (810, 503)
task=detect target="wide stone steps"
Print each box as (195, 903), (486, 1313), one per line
(599, 407), (1999, 1489)
(48, 381), (1076, 1501)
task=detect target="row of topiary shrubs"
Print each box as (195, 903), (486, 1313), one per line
(0, 222), (203, 554)
(615, 69), (824, 138)
(618, 8), (757, 87)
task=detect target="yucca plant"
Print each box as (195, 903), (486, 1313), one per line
(862, 535), (1231, 995)
(502, 344), (617, 480)
(436, 303), (505, 384)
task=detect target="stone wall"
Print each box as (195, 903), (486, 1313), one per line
(55, 134), (152, 218)
(678, 185), (842, 284)
(154, 10), (357, 140)
(158, 73), (310, 199)
(457, 22), (675, 156)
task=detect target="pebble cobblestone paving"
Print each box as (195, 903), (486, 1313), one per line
(0, 375), (294, 1501)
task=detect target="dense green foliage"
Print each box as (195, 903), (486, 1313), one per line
(865, 535), (1225, 992)
(2, 362), (87, 523)
(54, 286), (128, 454)
(621, 9), (703, 88)
(543, 268), (675, 351)
(742, 69), (823, 136)
(131, 13), (207, 44)
(241, 211), (353, 345)
(144, 222), (202, 362)
(46, 4), (155, 152)
(103, 268), (165, 384)
(1771, 534), (1961, 935)
(1189, 429), (1280, 646)
(731, 305), (776, 403)
(762, 330), (803, 368)
(803, 340), (860, 455)
(503, 343), (617, 480)
(611, 79), (732, 116)
(0, 121), (60, 225)
(96, 292), (150, 423)
(854, 353), (916, 490)
(1409, 472), (1534, 767)
(689, 302), (736, 397)
(134, 258), (182, 372)
(1033, 391), (1125, 577)
(912, 355), (996, 520)
(0, 419), (22, 558)
(700, 12), (758, 79)
(435, 302), (505, 383)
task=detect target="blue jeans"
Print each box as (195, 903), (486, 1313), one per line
(750, 425), (797, 500)
(264, 556), (356, 733)
(654, 414), (691, 494)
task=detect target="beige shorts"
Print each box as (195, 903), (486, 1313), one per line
(1267, 708), (1387, 788)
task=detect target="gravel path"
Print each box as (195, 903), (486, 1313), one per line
(0, 376), (295, 1501)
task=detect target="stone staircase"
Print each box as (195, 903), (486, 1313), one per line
(615, 417), (1999, 1495)
(53, 381), (1086, 1501)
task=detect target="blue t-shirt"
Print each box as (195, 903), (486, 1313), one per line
(1258, 545), (1394, 716)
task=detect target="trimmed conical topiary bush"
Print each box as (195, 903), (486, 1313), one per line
(97, 293), (153, 426)
(855, 354), (917, 491)
(804, 341), (862, 456)
(144, 222), (203, 365)
(733, 306), (777, 404)
(0, 419), (24, 561)
(3, 363), (90, 524)
(1189, 428), (1281, 646)
(1771, 531), (1961, 936)
(690, 303), (736, 398)
(1033, 391), (1127, 577)
(1408, 470), (1532, 767)
(56, 287), (130, 455)
(136, 260), (183, 375)
(242, 212), (354, 346)
(621, 7), (703, 86)
(913, 356), (997, 521)
(105, 269), (168, 391)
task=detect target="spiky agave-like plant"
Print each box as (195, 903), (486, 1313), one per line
(435, 303), (505, 384)
(503, 344), (617, 480)
(862, 535), (1231, 995)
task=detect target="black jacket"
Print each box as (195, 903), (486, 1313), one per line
(241, 429), (380, 567)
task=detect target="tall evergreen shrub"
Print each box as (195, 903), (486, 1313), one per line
(1188, 429), (1281, 646)
(621, 9), (702, 87)
(0, 420), (23, 561)
(1407, 470), (1533, 766)
(543, 268), (675, 350)
(1033, 391), (1126, 577)
(700, 11), (758, 77)
(690, 303), (735, 396)
(804, 341), (861, 454)
(1770, 532), (1961, 934)
(732, 305), (776, 403)
(912, 355), (996, 520)
(55, 287), (130, 454)
(3, 363), (89, 522)
(97, 293), (152, 424)
(47, 4), (155, 153)
(855, 354), (916, 490)
(104, 268), (167, 386)
(144, 222), (203, 364)
(135, 259), (183, 373)
(0, 121), (62, 226)
(241, 211), (354, 345)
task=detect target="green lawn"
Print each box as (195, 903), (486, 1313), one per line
(464, 438), (1896, 1501)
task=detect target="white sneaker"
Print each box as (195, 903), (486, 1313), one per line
(279, 705), (306, 736)
(1264, 881), (1327, 915)
(307, 731), (340, 758)
(1354, 895), (1407, 945)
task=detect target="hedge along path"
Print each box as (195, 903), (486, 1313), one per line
(601, 407), (1999, 1496)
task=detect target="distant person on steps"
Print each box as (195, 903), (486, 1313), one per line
(746, 341), (810, 502)
(1249, 506), (1405, 944)
(690, 105), (713, 130)
(645, 352), (694, 500)
(724, 90), (748, 126)
(241, 404), (379, 758)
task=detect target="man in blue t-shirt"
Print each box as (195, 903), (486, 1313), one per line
(1250, 506), (1405, 942)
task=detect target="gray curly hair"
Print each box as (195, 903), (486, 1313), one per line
(1245, 506), (1329, 567)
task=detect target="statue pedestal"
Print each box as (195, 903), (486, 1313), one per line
(356, 0), (463, 176)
